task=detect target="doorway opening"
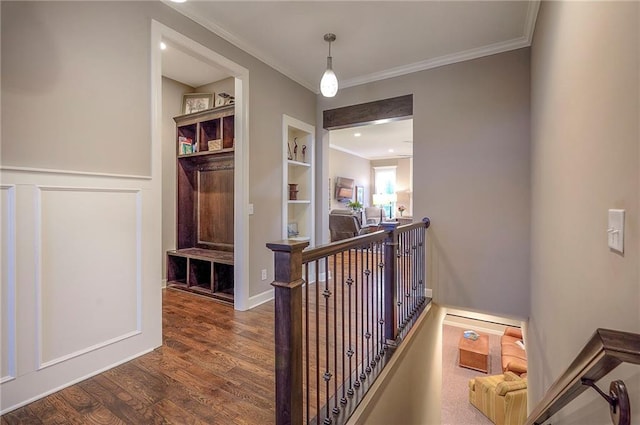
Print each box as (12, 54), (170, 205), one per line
(328, 119), (413, 230)
(321, 95), (413, 244)
(151, 21), (250, 310)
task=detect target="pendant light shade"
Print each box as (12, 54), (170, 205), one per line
(320, 33), (338, 97)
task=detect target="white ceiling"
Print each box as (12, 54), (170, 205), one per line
(165, 1), (539, 93)
(162, 1), (539, 158)
(161, 40), (230, 88)
(330, 119), (413, 160)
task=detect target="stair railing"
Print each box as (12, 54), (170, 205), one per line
(526, 328), (640, 425)
(267, 218), (431, 425)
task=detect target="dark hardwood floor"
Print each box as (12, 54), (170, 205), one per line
(1, 289), (276, 425)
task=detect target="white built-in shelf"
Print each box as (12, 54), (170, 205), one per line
(283, 115), (315, 246)
(287, 160), (311, 167)
(289, 236), (311, 242)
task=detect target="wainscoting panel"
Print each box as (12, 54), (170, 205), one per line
(37, 187), (142, 368)
(1, 185), (17, 383)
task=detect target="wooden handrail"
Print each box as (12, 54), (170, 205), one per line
(526, 328), (640, 425)
(301, 220), (428, 263)
(268, 218), (431, 425)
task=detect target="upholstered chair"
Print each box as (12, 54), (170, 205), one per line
(363, 206), (387, 225)
(469, 371), (527, 425)
(329, 209), (369, 242)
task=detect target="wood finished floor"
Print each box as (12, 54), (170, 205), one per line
(1, 289), (276, 425)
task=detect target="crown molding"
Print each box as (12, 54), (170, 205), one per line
(330, 144), (370, 160)
(524, 0), (541, 44)
(330, 144), (411, 162)
(162, 1), (317, 93)
(341, 1), (540, 89)
(341, 35), (530, 89)
(164, 0), (541, 94)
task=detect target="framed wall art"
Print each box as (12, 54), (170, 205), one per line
(181, 93), (213, 114)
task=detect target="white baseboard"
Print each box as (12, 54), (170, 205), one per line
(0, 347), (156, 415)
(248, 288), (274, 309)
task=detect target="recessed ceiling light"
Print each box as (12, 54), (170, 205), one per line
(160, 42), (167, 50)
(388, 149), (394, 153)
(170, 0), (187, 3)
(354, 133), (361, 137)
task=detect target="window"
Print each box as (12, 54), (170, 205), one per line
(373, 166), (397, 217)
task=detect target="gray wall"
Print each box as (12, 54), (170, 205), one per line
(329, 148), (371, 211)
(318, 48), (531, 318)
(350, 305), (444, 425)
(1, 1), (317, 299)
(529, 1), (640, 422)
(196, 77), (235, 100)
(2, 1), (151, 176)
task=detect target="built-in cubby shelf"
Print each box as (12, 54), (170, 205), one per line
(168, 105), (235, 304)
(283, 115), (315, 245)
(167, 249), (234, 303)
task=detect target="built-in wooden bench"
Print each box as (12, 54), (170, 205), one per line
(166, 248), (234, 303)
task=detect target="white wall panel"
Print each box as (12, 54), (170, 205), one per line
(37, 187), (141, 368)
(1, 185), (17, 383)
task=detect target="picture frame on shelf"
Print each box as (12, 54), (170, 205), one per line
(182, 93), (213, 114)
(287, 222), (299, 238)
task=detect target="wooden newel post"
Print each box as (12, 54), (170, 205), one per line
(381, 222), (399, 348)
(266, 239), (309, 425)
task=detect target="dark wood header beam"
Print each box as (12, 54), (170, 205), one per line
(323, 94), (413, 130)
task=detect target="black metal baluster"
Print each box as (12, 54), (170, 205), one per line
(413, 228), (418, 311)
(409, 230), (418, 315)
(315, 258), (321, 421)
(365, 244), (372, 373)
(353, 247), (361, 390)
(359, 246), (367, 383)
(332, 252), (339, 417)
(372, 241), (379, 365)
(306, 262), (311, 424)
(393, 230), (404, 334)
(404, 231), (410, 323)
(323, 257), (332, 424)
(378, 239), (385, 357)
(340, 251), (347, 407)
(347, 249), (354, 397)
(418, 225), (427, 297)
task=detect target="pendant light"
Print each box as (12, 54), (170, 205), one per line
(320, 33), (338, 97)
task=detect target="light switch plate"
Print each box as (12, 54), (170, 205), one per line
(608, 209), (625, 253)
(248, 203), (254, 215)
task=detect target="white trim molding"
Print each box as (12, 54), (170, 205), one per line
(0, 347), (155, 415)
(248, 289), (274, 309)
(1, 185), (17, 384)
(342, 36), (529, 89)
(0, 166), (151, 180)
(164, 1), (541, 94)
(34, 186), (143, 370)
(151, 20), (251, 311)
(161, 1), (314, 93)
